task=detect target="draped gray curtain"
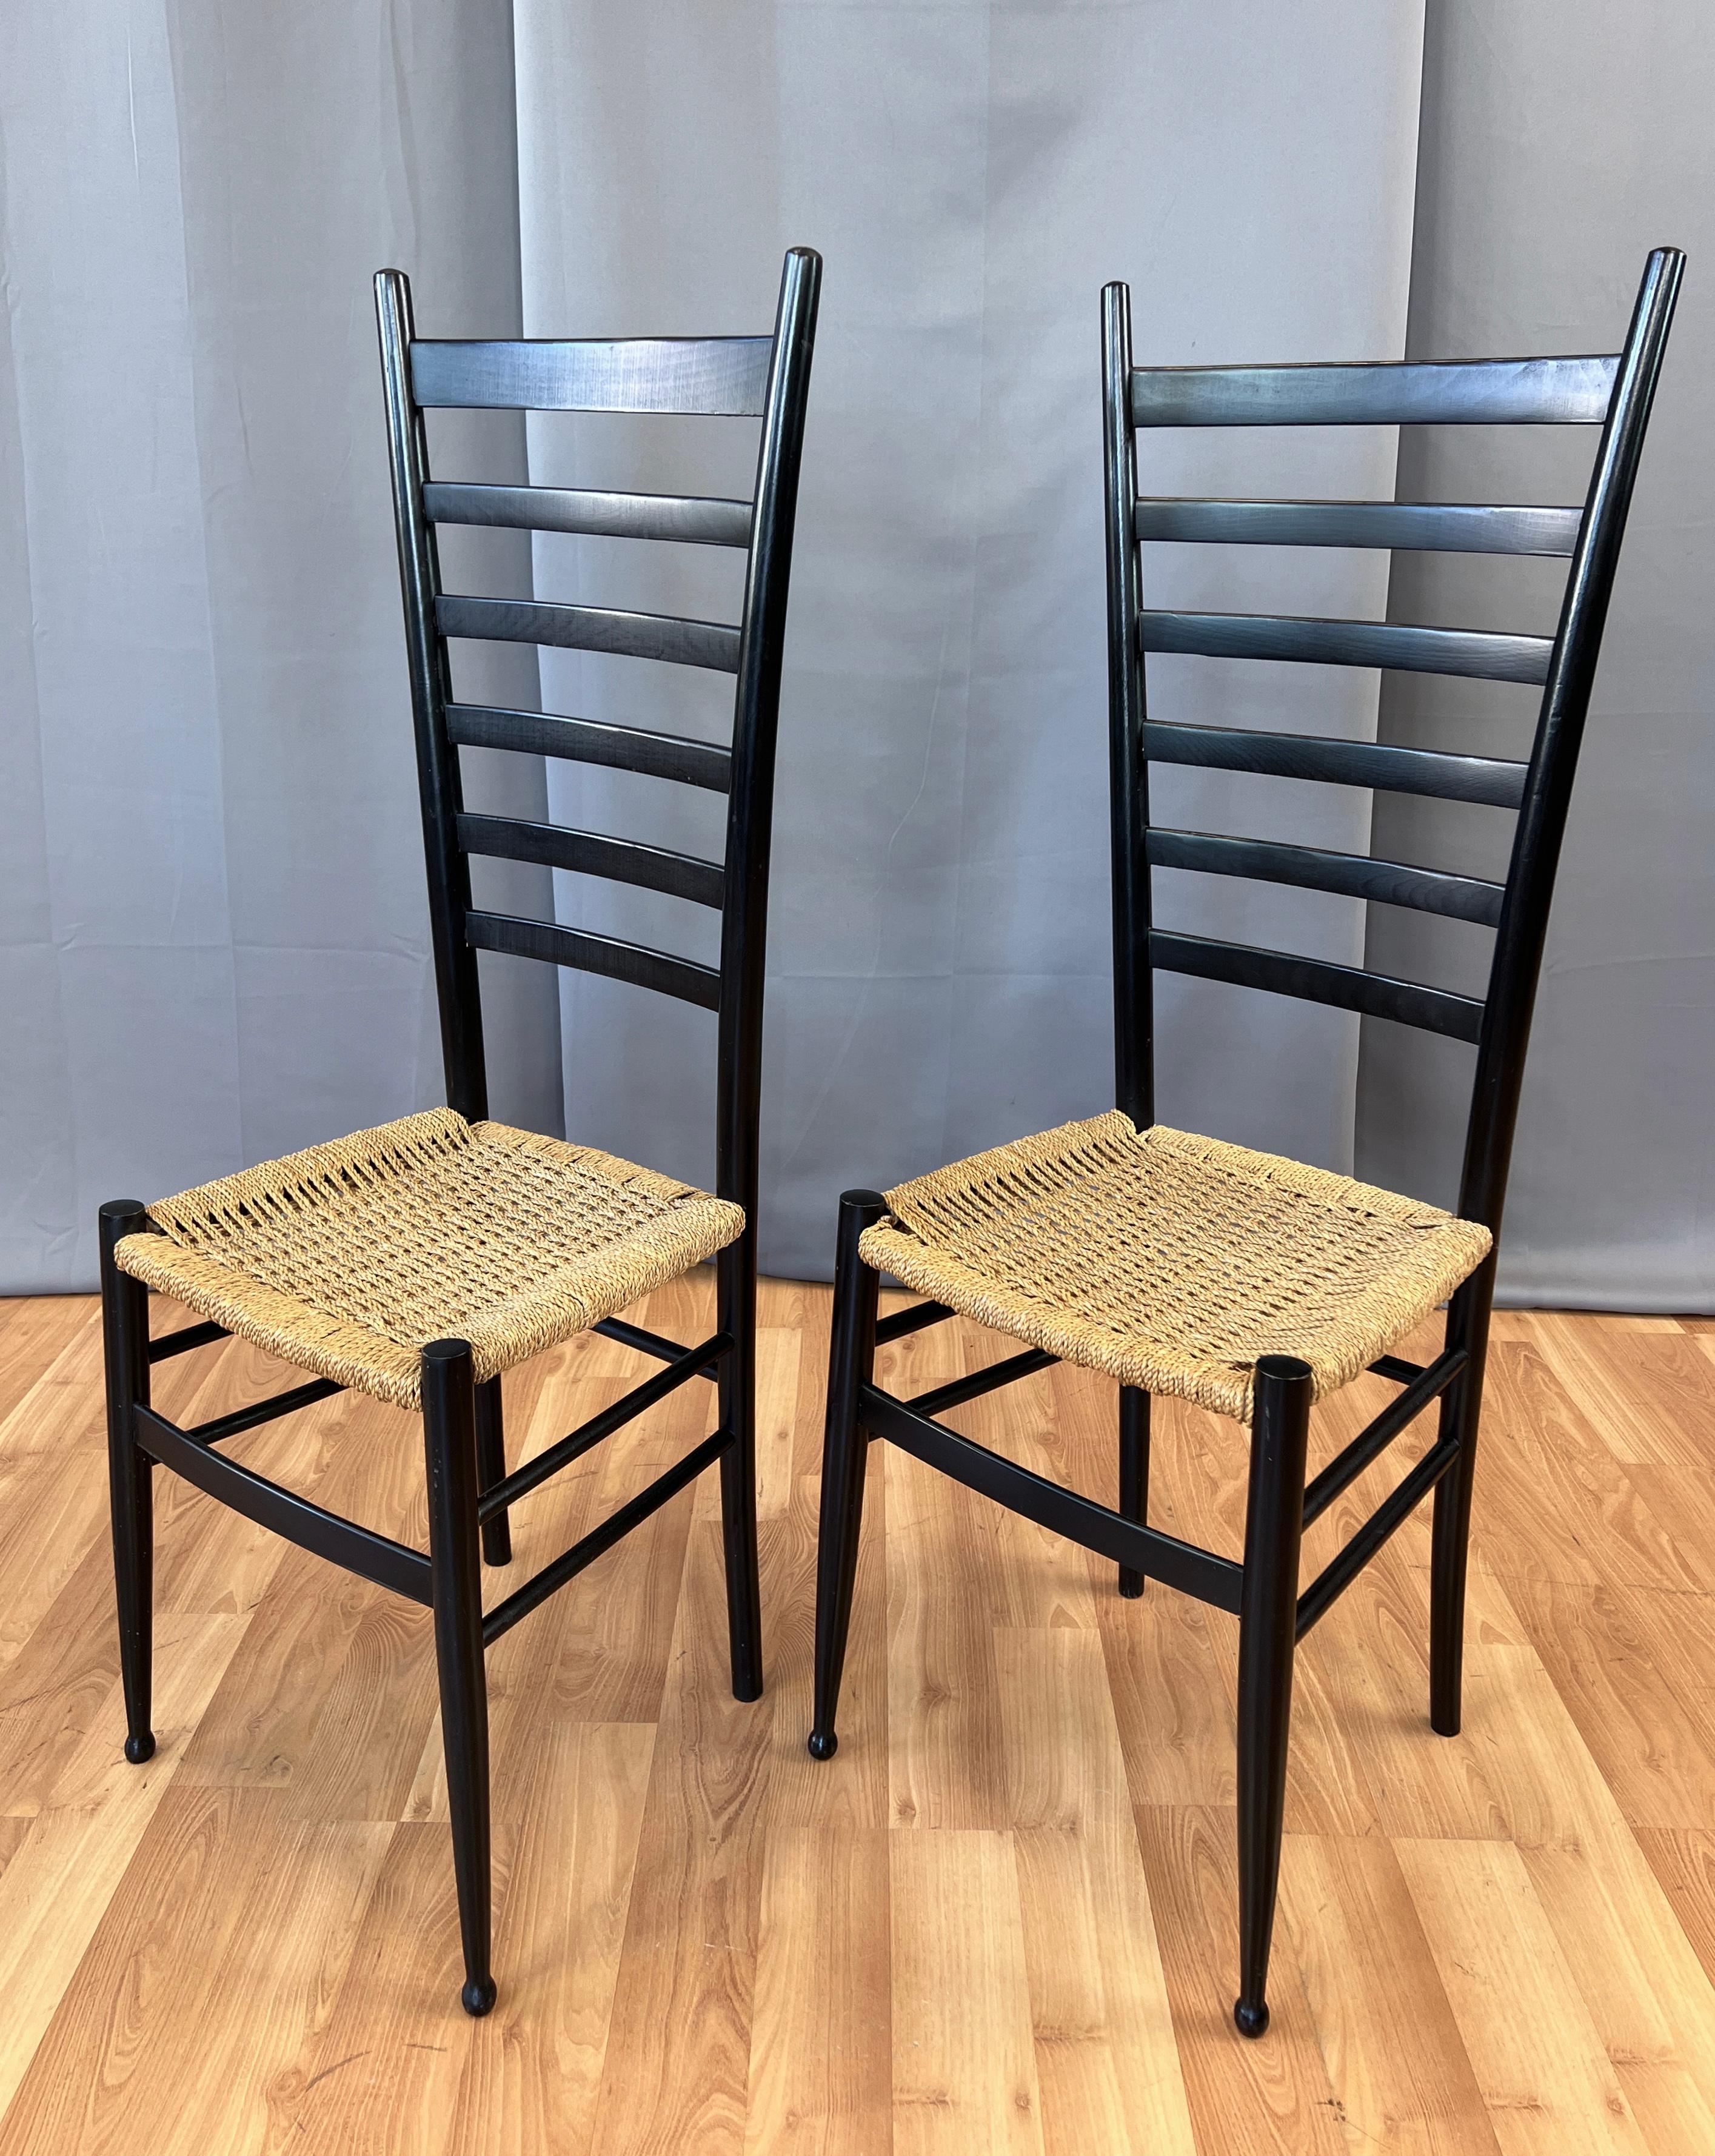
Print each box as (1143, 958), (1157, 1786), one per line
(1356, 0), (1715, 1308)
(4, 0), (1709, 1308)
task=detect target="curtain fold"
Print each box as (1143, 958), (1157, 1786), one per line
(1357, 0), (1715, 1308)
(513, 0), (1428, 1281)
(0, 0), (562, 1292)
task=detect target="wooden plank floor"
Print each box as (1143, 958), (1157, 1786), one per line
(2, 1279), (1713, 2153)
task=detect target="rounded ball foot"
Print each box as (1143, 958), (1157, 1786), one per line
(124, 1732), (156, 1765)
(807, 1729), (838, 1761)
(1233, 1998), (1269, 2039)
(461, 1976), (498, 2018)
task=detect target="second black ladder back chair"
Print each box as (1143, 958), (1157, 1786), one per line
(98, 246), (820, 2014)
(809, 248), (1680, 2036)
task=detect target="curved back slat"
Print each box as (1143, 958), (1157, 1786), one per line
(455, 814), (724, 909)
(1135, 498), (1582, 555)
(1146, 828), (1504, 926)
(436, 593), (741, 673)
(1140, 609), (1552, 685)
(1131, 353), (1619, 429)
(423, 481), (752, 547)
(1151, 931), (1485, 1042)
(444, 704), (732, 791)
(465, 911), (721, 1011)
(410, 336), (774, 414)
(1142, 721), (1528, 808)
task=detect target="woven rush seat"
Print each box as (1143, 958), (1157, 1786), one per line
(114, 1110), (744, 1411)
(860, 1111), (1493, 1422)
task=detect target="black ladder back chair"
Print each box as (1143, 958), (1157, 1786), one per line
(99, 247), (820, 2015)
(809, 247), (1680, 2038)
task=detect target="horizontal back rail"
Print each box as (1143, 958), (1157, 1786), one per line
(445, 703), (732, 791)
(1131, 354), (1619, 429)
(423, 481), (752, 547)
(437, 594), (740, 673)
(411, 336), (773, 415)
(1150, 929), (1485, 1042)
(456, 812), (724, 908)
(1147, 828), (1505, 926)
(1142, 609), (1552, 685)
(1142, 721), (1528, 808)
(1135, 497), (1583, 556)
(466, 908), (721, 1011)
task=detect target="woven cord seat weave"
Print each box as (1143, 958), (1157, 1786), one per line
(859, 1111), (1492, 1423)
(114, 1110), (744, 1410)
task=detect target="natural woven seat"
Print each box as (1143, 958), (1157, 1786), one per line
(115, 1110), (744, 1411)
(860, 1111), (1492, 1422)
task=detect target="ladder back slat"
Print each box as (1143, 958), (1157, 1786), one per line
(410, 336), (774, 415)
(1131, 354), (1619, 429)
(445, 705), (732, 792)
(456, 813), (724, 909)
(423, 482), (752, 547)
(465, 910), (721, 1011)
(1135, 497), (1583, 557)
(437, 594), (741, 673)
(1148, 829), (1505, 926)
(1142, 721), (1528, 808)
(1150, 931), (1485, 1042)
(1142, 609), (1552, 685)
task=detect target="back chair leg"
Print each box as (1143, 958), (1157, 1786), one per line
(717, 1239), (764, 1703)
(1429, 1267), (1494, 1737)
(99, 1201), (156, 1766)
(809, 1191), (884, 1761)
(1118, 1385), (1151, 1597)
(474, 1375), (511, 1567)
(422, 1338), (496, 2017)
(1234, 1354), (1312, 2038)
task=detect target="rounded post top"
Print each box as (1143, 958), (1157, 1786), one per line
(1252, 1354), (1314, 1386)
(421, 1337), (475, 1365)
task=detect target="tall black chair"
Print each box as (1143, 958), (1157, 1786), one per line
(99, 247), (820, 2013)
(809, 249), (1680, 2035)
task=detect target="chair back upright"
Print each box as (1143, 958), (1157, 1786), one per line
(1102, 248), (1682, 1239)
(374, 249), (822, 1245)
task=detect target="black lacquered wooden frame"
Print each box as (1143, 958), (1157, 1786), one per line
(99, 250), (820, 2017)
(808, 250), (1682, 2040)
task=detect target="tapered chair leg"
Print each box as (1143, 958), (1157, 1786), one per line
(423, 1338), (495, 2017)
(1429, 1267), (1494, 1736)
(1234, 1354), (1312, 2038)
(1118, 1385), (1150, 1598)
(474, 1375), (511, 1568)
(717, 1237), (764, 1702)
(99, 1201), (156, 1766)
(808, 1191), (884, 1762)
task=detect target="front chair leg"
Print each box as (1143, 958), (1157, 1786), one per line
(1429, 1267), (1494, 1736)
(423, 1338), (496, 2017)
(717, 1238), (764, 1702)
(474, 1375), (511, 1567)
(1233, 1354), (1312, 2038)
(808, 1190), (883, 1761)
(99, 1201), (156, 1765)
(1118, 1384), (1150, 1597)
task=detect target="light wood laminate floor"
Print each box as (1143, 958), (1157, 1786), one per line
(1, 1279), (1713, 2153)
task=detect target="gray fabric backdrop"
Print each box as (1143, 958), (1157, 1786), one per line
(4, 1), (1708, 1305)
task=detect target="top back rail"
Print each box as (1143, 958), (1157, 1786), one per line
(376, 253), (821, 1216)
(1105, 249), (1683, 1232)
